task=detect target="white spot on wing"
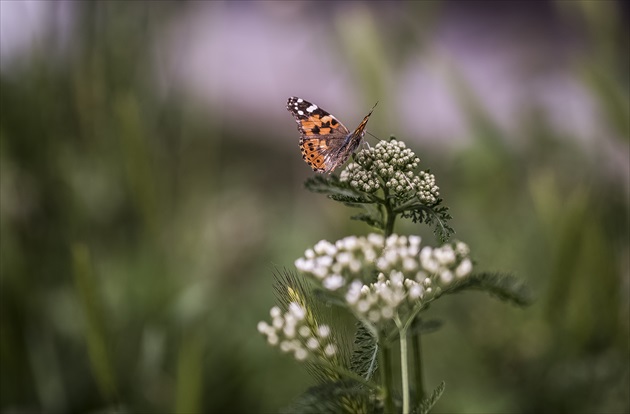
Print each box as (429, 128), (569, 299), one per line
(297, 110), (304, 115)
(306, 104), (318, 113)
(297, 98), (303, 103)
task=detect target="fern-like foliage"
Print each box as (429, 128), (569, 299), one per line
(399, 202), (454, 243)
(351, 211), (384, 230)
(442, 272), (534, 306)
(304, 175), (372, 204)
(414, 381), (445, 414)
(349, 323), (379, 382)
(280, 380), (382, 414)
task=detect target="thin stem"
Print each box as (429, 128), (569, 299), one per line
(412, 330), (425, 400)
(396, 317), (410, 414)
(379, 339), (395, 413)
(400, 328), (410, 414)
(382, 187), (396, 237)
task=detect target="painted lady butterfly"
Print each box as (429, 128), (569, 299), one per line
(287, 97), (376, 173)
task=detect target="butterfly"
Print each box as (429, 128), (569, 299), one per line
(286, 97), (377, 173)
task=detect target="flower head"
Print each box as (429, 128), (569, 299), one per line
(339, 139), (439, 204)
(295, 233), (473, 325)
(258, 302), (338, 362)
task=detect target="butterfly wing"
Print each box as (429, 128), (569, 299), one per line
(287, 97), (350, 173)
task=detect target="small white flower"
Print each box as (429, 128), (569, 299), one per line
(408, 284), (424, 300)
(317, 325), (331, 338)
(340, 236), (358, 251)
(267, 334), (279, 345)
(298, 326), (311, 337)
(323, 274), (344, 290)
(435, 246), (455, 265)
(316, 255), (333, 267)
(422, 257), (439, 273)
(357, 299), (371, 313)
(324, 344), (337, 356)
(349, 259), (362, 273)
(289, 302), (306, 320)
(455, 241), (470, 255)
(306, 337), (319, 350)
(283, 323), (296, 338)
(345, 291), (360, 305)
(383, 248), (398, 264)
(420, 246), (432, 262)
(270, 306), (281, 318)
(439, 270), (453, 284)
(280, 341), (293, 353)
(294, 258), (306, 271)
(257, 321), (269, 334)
(294, 348), (308, 361)
(364, 248), (377, 262)
(272, 316), (284, 329)
(313, 266), (328, 279)
(455, 258), (472, 278)
(403, 257), (418, 271)
(381, 306), (394, 319)
(368, 310), (381, 322)
(367, 233), (384, 246)
(314, 240), (335, 256)
(390, 270), (404, 285)
(336, 252), (351, 264)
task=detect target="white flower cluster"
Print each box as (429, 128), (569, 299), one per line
(345, 271), (427, 323)
(377, 234), (472, 285)
(416, 171), (439, 204)
(257, 302), (337, 361)
(339, 162), (379, 193)
(295, 234), (473, 323)
(339, 140), (439, 203)
(294, 234), (385, 291)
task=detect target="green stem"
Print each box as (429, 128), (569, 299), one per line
(379, 339), (395, 413)
(412, 330), (425, 400)
(396, 318), (410, 414)
(382, 187), (396, 237)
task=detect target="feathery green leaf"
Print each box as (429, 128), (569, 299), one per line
(350, 323), (379, 381)
(443, 272), (533, 306)
(415, 381), (445, 414)
(281, 380), (381, 414)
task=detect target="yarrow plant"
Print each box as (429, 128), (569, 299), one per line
(258, 137), (531, 414)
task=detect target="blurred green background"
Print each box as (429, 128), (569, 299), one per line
(1, 1), (628, 413)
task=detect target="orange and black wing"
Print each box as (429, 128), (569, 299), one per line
(287, 97), (350, 173)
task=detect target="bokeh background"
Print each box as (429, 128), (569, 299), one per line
(1, 1), (628, 413)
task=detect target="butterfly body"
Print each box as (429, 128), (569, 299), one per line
(286, 97), (376, 173)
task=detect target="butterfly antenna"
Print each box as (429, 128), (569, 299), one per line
(363, 100), (382, 144)
(366, 131), (384, 142)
